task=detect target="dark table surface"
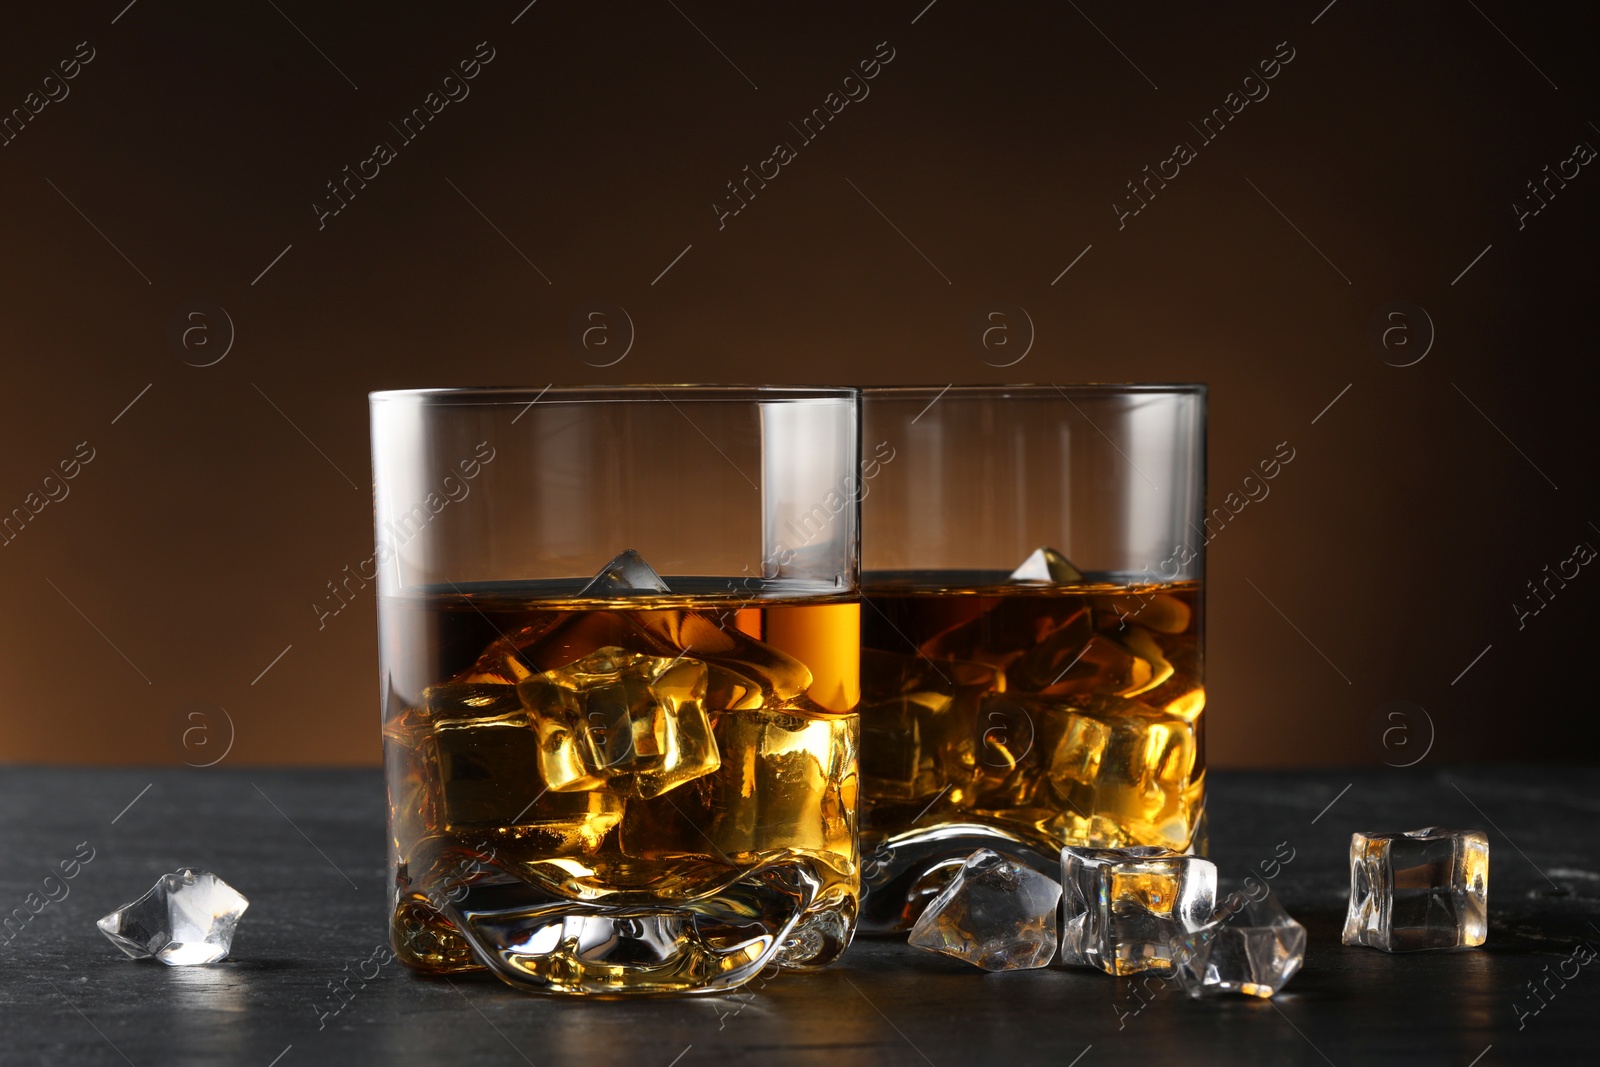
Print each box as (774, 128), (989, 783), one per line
(0, 766), (1594, 1066)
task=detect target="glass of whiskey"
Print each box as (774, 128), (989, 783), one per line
(369, 387), (861, 995)
(857, 385), (1207, 933)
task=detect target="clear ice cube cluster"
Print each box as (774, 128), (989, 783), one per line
(909, 844), (1307, 998)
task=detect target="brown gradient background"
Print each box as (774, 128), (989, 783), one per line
(2, 1), (1595, 767)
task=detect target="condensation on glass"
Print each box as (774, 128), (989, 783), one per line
(857, 385), (1206, 934)
(370, 387), (861, 995)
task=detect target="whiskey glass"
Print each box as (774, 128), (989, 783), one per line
(370, 386), (860, 994)
(857, 385), (1206, 932)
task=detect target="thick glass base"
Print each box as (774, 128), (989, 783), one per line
(391, 860), (853, 995)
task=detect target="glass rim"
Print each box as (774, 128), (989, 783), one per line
(863, 383), (1206, 400)
(369, 384), (860, 405)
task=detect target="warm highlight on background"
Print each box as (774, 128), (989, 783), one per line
(2, 2), (1595, 766)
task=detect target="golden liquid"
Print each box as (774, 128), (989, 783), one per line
(860, 576), (1203, 855)
(380, 584), (860, 984)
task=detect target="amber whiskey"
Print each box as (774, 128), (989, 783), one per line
(859, 570), (1203, 922)
(380, 580), (860, 993)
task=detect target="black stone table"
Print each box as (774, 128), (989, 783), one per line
(1, 767), (1594, 1066)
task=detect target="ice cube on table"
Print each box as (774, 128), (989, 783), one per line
(97, 869), (249, 966)
(1171, 884), (1305, 997)
(518, 645), (719, 799)
(1342, 827), (1489, 951)
(1008, 547), (1084, 584)
(1059, 845), (1216, 975)
(908, 849), (1063, 971)
(579, 548), (671, 596)
(857, 825), (1057, 934)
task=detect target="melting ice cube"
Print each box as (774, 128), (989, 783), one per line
(1059, 845), (1216, 975)
(908, 849), (1063, 971)
(97, 869), (249, 966)
(579, 549), (671, 596)
(1171, 884), (1306, 997)
(1008, 547), (1084, 584)
(1342, 827), (1489, 951)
